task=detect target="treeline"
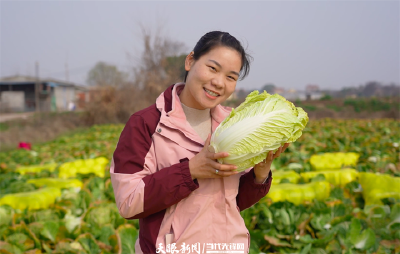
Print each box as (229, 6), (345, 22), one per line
(322, 81), (399, 98)
(84, 28), (187, 125)
(293, 96), (399, 119)
(343, 97), (398, 112)
(0, 28), (189, 151)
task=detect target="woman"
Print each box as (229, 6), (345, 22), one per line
(110, 31), (288, 254)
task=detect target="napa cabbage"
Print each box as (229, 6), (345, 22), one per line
(210, 90), (308, 172)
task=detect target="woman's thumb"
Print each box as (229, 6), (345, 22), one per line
(206, 134), (215, 153)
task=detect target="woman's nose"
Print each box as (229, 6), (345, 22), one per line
(211, 75), (224, 89)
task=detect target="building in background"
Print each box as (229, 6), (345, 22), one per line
(305, 84), (322, 100)
(305, 84), (320, 93)
(0, 75), (89, 113)
(272, 85), (323, 101)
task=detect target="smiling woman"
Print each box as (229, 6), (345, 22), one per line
(110, 31), (288, 254)
(179, 46), (242, 110)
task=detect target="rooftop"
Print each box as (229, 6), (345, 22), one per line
(0, 75), (87, 89)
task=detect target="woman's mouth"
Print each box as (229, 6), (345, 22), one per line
(204, 88), (220, 98)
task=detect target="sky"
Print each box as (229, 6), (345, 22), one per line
(1, 0), (399, 91)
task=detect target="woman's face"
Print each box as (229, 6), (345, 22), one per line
(180, 46), (242, 110)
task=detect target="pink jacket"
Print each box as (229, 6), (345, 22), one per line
(110, 83), (273, 254)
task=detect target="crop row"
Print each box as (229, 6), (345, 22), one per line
(0, 119), (398, 253)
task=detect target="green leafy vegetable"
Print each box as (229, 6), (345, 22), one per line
(40, 221), (60, 242)
(272, 170), (301, 184)
(309, 152), (359, 170)
(16, 163), (58, 175)
(264, 181), (331, 205)
(117, 224), (138, 254)
(59, 157), (109, 179)
(210, 91), (308, 171)
(301, 168), (359, 187)
(76, 233), (101, 254)
(0, 187), (61, 210)
(348, 218), (376, 250)
(359, 172), (400, 205)
(27, 178), (83, 189)
(0, 206), (13, 227)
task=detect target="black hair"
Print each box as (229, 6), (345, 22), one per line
(184, 31), (252, 82)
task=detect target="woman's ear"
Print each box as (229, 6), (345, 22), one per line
(185, 51), (195, 71)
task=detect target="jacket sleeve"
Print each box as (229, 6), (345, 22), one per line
(236, 168), (273, 211)
(110, 114), (199, 219)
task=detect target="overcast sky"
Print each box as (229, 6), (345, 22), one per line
(1, 1), (399, 91)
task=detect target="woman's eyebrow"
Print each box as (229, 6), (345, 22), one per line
(209, 59), (240, 76)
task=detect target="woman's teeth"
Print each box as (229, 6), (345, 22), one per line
(204, 88), (219, 97)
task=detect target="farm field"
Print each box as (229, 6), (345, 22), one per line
(0, 119), (399, 254)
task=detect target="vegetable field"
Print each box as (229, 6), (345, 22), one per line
(0, 119), (399, 254)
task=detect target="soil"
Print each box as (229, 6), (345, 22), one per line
(0, 112), (35, 123)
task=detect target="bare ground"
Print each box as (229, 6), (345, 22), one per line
(0, 112), (35, 123)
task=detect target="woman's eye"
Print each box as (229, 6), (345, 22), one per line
(228, 76), (236, 81)
(209, 66), (217, 71)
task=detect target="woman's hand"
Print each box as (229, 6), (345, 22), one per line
(254, 143), (290, 184)
(189, 134), (238, 180)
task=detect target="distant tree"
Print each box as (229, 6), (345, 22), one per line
(362, 81), (381, 97)
(319, 94), (332, 101)
(164, 54), (187, 81)
(87, 62), (128, 87)
(338, 81), (400, 98)
(83, 24), (188, 124)
(129, 25), (187, 103)
(339, 87), (358, 98)
(237, 89), (250, 99)
(382, 83), (400, 97)
(261, 83), (276, 93)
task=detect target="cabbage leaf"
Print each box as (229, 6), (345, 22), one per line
(210, 90), (308, 171)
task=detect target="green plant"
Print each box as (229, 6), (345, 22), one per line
(1, 119), (399, 253)
(303, 105), (317, 111)
(0, 123), (9, 131)
(326, 104), (342, 112)
(210, 90), (308, 171)
(320, 94), (332, 101)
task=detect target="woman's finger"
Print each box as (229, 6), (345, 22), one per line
(211, 160), (237, 171)
(205, 134), (212, 151)
(273, 147), (283, 159)
(282, 143), (290, 153)
(212, 168), (237, 177)
(261, 151), (273, 164)
(210, 151), (229, 160)
(267, 150), (274, 161)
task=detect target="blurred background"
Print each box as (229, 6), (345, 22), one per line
(0, 1), (399, 254)
(0, 1), (399, 148)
